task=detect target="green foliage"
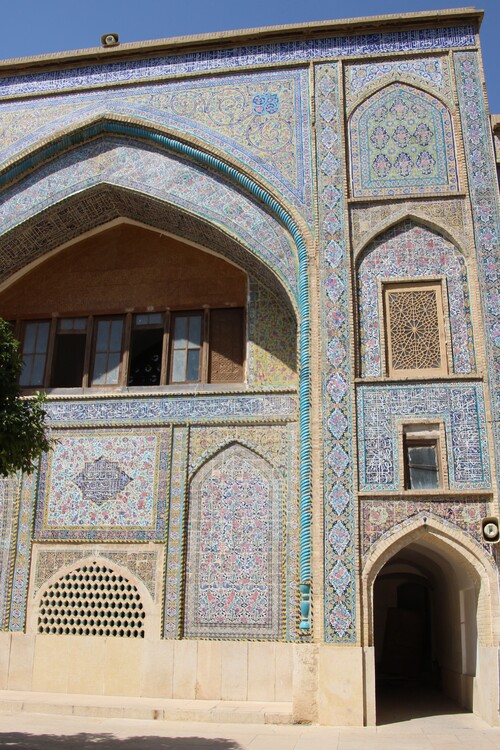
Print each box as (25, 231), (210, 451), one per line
(0, 319), (50, 477)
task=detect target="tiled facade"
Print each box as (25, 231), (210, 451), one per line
(0, 9), (499, 727)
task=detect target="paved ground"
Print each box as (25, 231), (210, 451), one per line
(0, 694), (499, 750)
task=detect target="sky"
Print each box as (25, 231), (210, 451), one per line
(1, 1), (499, 112)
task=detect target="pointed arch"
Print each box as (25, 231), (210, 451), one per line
(184, 443), (284, 640)
(349, 81), (459, 197)
(361, 516), (500, 725)
(356, 218), (476, 377)
(0, 127), (314, 610)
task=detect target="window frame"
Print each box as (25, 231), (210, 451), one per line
(399, 422), (448, 492)
(382, 279), (449, 379)
(16, 306), (245, 391)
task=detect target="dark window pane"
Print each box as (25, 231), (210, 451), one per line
(20, 321), (50, 386)
(407, 444), (439, 489)
(51, 334), (86, 387)
(129, 328), (163, 386)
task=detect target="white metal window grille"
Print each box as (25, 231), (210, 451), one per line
(37, 562), (145, 638)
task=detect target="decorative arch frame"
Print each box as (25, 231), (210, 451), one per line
(0, 122), (313, 628)
(355, 217), (476, 377)
(349, 81), (459, 197)
(361, 515), (499, 647)
(183, 442), (284, 640)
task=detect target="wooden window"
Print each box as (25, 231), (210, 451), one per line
(16, 306), (245, 389)
(19, 320), (50, 387)
(51, 318), (87, 388)
(91, 317), (124, 386)
(170, 313), (203, 383)
(403, 425), (441, 490)
(384, 282), (447, 378)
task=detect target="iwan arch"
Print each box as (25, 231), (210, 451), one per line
(0, 8), (499, 727)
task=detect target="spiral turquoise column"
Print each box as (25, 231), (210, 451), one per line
(0, 121), (313, 630)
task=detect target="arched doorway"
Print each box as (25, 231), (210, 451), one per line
(363, 522), (500, 726)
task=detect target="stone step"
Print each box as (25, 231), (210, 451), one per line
(0, 690), (294, 724)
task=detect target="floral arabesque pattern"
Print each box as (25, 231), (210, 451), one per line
(349, 83), (458, 197)
(184, 444), (283, 640)
(358, 221), (475, 377)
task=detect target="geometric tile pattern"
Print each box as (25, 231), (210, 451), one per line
(184, 444), (283, 639)
(454, 51), (500, 496)
(360, 497), (492, 559)
(35, 430), (169, 541)
(316, 62), (356, 642)
(358, 220), (476, 376)
(345, 56), (453, 109)
(0, 69), (313, 216)
(32, 546), (161, 602)
(0, 25), (475, 98)
(349, 84), (458, 197)
(357, 384), (491, 492)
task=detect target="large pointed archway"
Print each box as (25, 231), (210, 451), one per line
(0, 127), (314, 629)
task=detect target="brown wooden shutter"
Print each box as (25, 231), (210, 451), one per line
(208, 308), (244, 383)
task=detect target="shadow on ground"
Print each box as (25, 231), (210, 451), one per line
(0, 734), (242, 749)
(376, 682), (467, 725)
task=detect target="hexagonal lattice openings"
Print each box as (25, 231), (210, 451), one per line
(37, 562), (145, 638)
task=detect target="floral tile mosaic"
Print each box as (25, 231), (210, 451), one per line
(163, 426), (187, 639)
(184, 443), (283, 640)
(345, 56), (453, 110)
(358, 220), (475, 377)
(360, 497), (492, 559)
(0, 185), (294, 309)
(35, 429), (169, 541)
(32, 545), (162, 602)
(0, 477), (18, 629)
(247, 280), (297, 387)
(316, 62), (356, 642)
(349, 83), (458, 197)
(0, 138), (299, 298)
(8, 473), (36, 631)
(357, 383), (491, 492)
(0, 69), (313, 218)
(454, 51), (500, 495)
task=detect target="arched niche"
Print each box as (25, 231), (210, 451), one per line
(184, 443), (283, 641)
(356, 219), (476, 377)
(349, 82), (459, 198)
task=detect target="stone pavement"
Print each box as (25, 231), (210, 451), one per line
(0, 704), (499, 750)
